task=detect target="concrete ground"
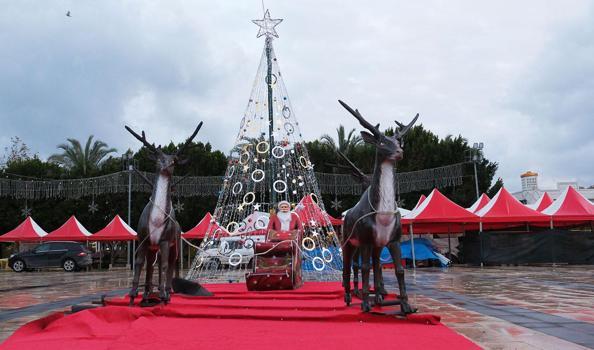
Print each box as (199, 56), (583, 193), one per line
(0, 265), (593, 349)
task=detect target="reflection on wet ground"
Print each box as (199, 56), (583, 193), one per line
(0, 265), (593, 349)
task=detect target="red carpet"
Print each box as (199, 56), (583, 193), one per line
(1, 282), (480, 350)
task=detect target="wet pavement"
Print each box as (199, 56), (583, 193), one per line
(0, 265), (593, 349)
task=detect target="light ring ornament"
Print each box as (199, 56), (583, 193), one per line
(227, 166), (235, 178)
(242, 192), (256, 206)
(232, 182), (243, 195)
(237, 221), (247, 232)
(213, 228), (223, 238)
(255, 217), (268, 230)
(322, 248), (333, 263)
(226, 221), (239, 233)
(284, 122), (294, 135)
(243, 238), (255, 249)
(256, 141), (270, 154)
(310, 193), (319, 205)
(218, 240), (232, 255)
(302, 237), (316, 251)
(273, 180), (287, 193)
(228, 252), (243, 267)
(251, 169), (265, 183)
(239, 151), (251, 165)
(312, 257), (325, 272)
(272, 146), (285, 159)
(282, 106), (291, 119)
(265, 73), (278, 86)
(299, 156), (308, 169)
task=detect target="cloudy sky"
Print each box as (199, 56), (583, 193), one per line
(1, 1), (593, 192)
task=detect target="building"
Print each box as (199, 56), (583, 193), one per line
(512, 171), (594, 204)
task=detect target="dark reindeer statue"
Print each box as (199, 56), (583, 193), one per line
(126, 123), (203, 306)
(339, 100), (418, 314)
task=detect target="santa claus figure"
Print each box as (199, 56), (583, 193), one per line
(267, 200), (303, 241)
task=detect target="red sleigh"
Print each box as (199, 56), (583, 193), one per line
(245, 229), (303, 291)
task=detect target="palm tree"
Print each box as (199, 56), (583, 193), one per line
(49, 136), (117, 176)
(320, 125), (362, 156)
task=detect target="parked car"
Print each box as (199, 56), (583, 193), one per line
(8, 241), (93, 272)
(199, 235), (266, 269)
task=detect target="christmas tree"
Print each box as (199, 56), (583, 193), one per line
(186, 10), (342, 282)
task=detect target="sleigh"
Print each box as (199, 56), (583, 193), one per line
(245, 229), (303, 291)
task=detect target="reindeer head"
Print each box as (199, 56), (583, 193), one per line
(125, 122), (203, 176)
(338, 100), (418, 162)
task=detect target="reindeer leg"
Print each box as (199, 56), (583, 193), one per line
(360, 245), (372, 312)
(387, 240), (415, 314)
(342, 242), (354, 306)
(129, 244), (147, 306)
(352, 248), (361, 298)
(372, 247), (384, 305)
(142, 250), (156, 303)
(159, 240), (171, 304)
(166, 243), (176, 295)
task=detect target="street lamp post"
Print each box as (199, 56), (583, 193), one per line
(122, 152), (136, 270)
(467, 142), (484, 201)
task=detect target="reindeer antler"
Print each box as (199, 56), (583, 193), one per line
(394, 113), (419, 138)
(338, 100), (381, 138)
(125, 126), (159, 153)
(176, 122), (203, 156)
(335, 150), (370, 187)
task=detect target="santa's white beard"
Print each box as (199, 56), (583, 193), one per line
(277, 211), (292, 231)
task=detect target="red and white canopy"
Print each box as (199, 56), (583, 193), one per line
(476, 187), (549, 228)
(43, 216), (92, 241)
(542, 186), (594, 226)
(91, 215), (137, 241)
(0, 217), (48, 242)
(183, 213), (227, 239)
(404, 189), (479, 227)
(413, 194), (427, 210)
(467, 193), (490, 213)
(527, 192), (553, 212)
(295, 194), (333, 227)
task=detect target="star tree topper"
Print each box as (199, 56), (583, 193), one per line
(252, 9), (283, 38)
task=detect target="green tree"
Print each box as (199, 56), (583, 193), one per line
(320, 125), (362, 157)
(48, 136), (117, 177)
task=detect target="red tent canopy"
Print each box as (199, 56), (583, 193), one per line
(403, 189), (479, 233)
(542, 186), (594, 226)
(91, 215), (137, 241)
(413, 195), (426, 210)
(0, 217), (48, 242)
(183, 213), (227, 239)
(476, 187), (549, 228)
(43, 216), (92, 242)
(295, 194), (333, 227)
(527, 192), (553, 212)
(467, 193), (490, 213)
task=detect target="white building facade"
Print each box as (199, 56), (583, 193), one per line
(512, 171), (594, 204)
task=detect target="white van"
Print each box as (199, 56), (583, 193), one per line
(199, 235), (266, 269)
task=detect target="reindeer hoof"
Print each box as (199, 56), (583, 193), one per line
(375, 293), (384, 305)
(160, 291), (170, 305)
(128, 296), (135, 307)
(344, 292), (352, 306)
(361, 300), (371, 313)
(400, 300), (416, 315)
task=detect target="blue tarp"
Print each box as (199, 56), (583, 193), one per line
(301, 239), (445, 271)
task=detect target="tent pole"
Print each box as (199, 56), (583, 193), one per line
(550, 217), (554, 230)
(447, 223), (451, 257)
(132, 240), (135, 272)
(410, 223), (416, 270)
(479, 221), (483, 267)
